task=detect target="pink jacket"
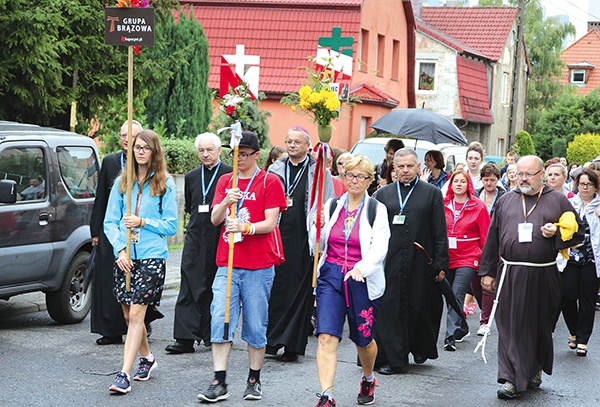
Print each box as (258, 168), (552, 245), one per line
(444, 172), (491, 270)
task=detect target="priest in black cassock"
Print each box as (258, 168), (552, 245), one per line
(479, 155), (584, 399)
(90, 120), (143, 345)
(374, 148), (449, 374)
(165, 132), (232, 354)
(266, 126), (334, 361)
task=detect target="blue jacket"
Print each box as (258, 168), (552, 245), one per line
(104, 175), (178, 259)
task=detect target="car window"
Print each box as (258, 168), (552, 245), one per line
(57, 146), (98, 199)
(0, 147), (47, 202)
(350, 143), (386, 165)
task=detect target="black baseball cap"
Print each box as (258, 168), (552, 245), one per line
(223, 130), (260, 152)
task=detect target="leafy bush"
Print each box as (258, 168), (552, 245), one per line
(513, 130), (536, 156)
(162, 138), (198, 175)
(566, 133), (600, 165)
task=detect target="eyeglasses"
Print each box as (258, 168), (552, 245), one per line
(516, 170), (542, 179)
(284, 139), (307, 146)
(343, 173), (370, 182)
(578, 182), (594, 189)
(229, 151), (257, 160)
(134, 145), (152, 153)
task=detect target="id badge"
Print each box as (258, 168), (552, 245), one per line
(286, 196), (294, 208)
(518, 222), (533, 243)
(234, 232), (242, 243)
(198, 204), (210, 213)
(393, 214), (406, 225)
(131, 227), (140, 244)
(448, 237), (457, 249)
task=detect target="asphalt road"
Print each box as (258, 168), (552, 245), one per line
(1, 254), (600, 406)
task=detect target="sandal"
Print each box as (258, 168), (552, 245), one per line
(568, 337), (577, 350)
(576, 344), (588, 357)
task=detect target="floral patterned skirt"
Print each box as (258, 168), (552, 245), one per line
(113, 258), (166, 306)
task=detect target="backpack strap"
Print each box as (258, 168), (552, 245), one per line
(366, 197), (376, 227)
(328, 196), (377, 227)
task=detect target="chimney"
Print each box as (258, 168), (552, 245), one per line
(588, 21), (600, 32)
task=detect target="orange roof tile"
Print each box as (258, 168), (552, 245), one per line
(456, 56), (493, 124)
(350, 83), (399, 108)
(560, 29), (600, 96)
(421, 7), (517, 61)
(182, 1), (361, 94)
(416, 18), (488, 60)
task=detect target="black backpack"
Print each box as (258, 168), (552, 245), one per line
(328, 196), (377, 227)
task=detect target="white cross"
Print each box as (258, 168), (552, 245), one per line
(223, 44), (260, 97)
(224, 44), (259, 77)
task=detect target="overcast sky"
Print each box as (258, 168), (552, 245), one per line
(541, 0), (595, 40)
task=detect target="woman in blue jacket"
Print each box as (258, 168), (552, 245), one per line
(104, 130), (178, 394)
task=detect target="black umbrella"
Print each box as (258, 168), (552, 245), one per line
(413, 242), (466, 323)
(371, 108), (468, 145)
(83, 246), (97, 294)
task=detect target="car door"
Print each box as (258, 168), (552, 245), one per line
(0, 141), (55, 285)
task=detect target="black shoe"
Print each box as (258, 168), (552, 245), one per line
(444, 336), (456, 351)
(378, 365), (403, 375)
(96, 335), (123, 345)
(413, 354), (428, 364)
(281, 351), (299, 362)
(165, 339), (195, 354)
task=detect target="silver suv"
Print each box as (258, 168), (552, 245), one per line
(0, 121), (99, 323)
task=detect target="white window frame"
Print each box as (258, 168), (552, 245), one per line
(416, 61), (437, 93)
(571, 70), (586, 84)
(501, 72), (510, 105)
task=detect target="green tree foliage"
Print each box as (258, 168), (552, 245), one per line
(0, 0), (180, 129)
(532, 91), (600, 159)
(513, 130), (536, 156)
(85, 92), (148, 155)
(519, 1), (575, 119)
(551, 138), (567, 158)
(566, 133), (600, 165)
(144, 9), (212, 138)
(477, 0), (503, 5)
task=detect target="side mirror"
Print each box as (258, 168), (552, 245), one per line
(0, 179), (17, 204)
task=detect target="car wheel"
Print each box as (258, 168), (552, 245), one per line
(46, 251), (92, 323)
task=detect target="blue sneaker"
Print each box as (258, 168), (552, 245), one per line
(109, 371), (131, 394)
(134, 356), (157, 381)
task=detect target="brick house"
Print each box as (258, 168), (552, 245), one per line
(560, 28), (600, 96)
(180, 0), (417, 150)
(414, 6), (529, 155)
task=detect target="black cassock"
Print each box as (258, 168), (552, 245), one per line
(172, 162), (232, 343)
(90, 152), (127, 337)
(374, 179), (449, 368)
(479, 187), (584, 391)
(267, 160), (314, 356)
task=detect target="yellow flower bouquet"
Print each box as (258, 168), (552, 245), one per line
(281, 64), (341, 141)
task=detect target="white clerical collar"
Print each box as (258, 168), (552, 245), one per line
(289, 156), (308, 167)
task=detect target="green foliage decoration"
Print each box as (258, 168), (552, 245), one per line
(210, 92), (272, 150)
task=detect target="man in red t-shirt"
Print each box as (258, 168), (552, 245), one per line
(197, 131), (287, 403)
